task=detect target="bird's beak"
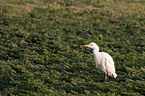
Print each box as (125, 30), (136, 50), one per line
(84, 45), (90, 47)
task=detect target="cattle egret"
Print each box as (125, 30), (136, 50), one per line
(84, 42), (117, 80)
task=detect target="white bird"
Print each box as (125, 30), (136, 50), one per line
(84, 42), (117, 80)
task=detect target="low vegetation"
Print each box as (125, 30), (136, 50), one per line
(0, 0), (145, 95)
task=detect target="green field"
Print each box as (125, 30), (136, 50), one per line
(0, 0), (145, 95)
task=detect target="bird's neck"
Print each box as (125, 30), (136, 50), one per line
(93, 48), (99, 53)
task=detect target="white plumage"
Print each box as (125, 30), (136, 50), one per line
(84, 42), (117, 80)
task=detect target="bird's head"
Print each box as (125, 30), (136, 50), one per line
(84, 42), (99, 51)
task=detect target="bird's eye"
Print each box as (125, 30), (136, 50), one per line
(90, 44), (93, 46)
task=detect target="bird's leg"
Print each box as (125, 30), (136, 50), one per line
(105, 72), (107, 81)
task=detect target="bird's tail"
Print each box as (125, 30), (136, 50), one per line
(113, 73), (117, 78)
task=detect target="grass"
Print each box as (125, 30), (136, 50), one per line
(0, 0), (145, 95)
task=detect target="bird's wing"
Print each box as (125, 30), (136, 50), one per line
(101, 52), (115, 74)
